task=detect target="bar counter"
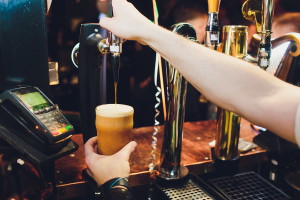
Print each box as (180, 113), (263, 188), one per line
(55, 119), (267, 199)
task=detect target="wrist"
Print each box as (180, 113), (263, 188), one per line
(100, 177), (131, 195)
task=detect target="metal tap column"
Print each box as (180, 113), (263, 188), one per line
(204, 0), (221, 50)
(159, 23), (197, 180)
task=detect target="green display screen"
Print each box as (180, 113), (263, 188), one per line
(20, 92), (47, 107)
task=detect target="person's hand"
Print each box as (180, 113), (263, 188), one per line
(84, 137), (137, 185)
(99, 0), (155, 43)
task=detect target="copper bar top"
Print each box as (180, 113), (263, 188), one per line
(55, 119), (267, 199)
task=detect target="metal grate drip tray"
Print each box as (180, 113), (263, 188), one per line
(160, 179), (214, 200)
(208, 171), (291, 200)
(155, 174), (224, 200)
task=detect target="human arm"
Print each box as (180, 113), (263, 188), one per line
(99, 0), (300, 144)
(84, 137), (136, 199)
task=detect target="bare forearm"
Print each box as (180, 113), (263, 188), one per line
(100, 0), (300, 143)
(140, 24), (300, 142)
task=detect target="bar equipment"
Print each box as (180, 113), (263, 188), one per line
(252, 33), (300, 82)
(158, 23), (197, 181)
(49, 62), (59, 85)
(155, 24), (226, 199)
(214, 26), (248, 173)
(204, 0), (221, 50)
(71, 0), (122, 142)
(98, 0), (122, 104)
(242, 0), (274, 69)
(75, 24), (106, 142)
(203, 0), (221, 120)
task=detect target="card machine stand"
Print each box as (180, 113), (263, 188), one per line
(0, 86), (78, 164)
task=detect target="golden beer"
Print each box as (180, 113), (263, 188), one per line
(95, 104), (134, 155)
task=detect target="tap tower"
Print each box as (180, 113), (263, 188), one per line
(204, 0), (221, 50)
(159, 23), (197, 180)
(242, 0), (274, 69)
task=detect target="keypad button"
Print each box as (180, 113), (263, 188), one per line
(45, 107), (51, 112)
(50, 106), (56, 111)
(51, 131), (60, 136)
(38, 115), (45, 120)
(33, 110), (40, 114)
(59, 128), (67, 133)
(55, 124), (63, 128)
(65, 125), (73, 130)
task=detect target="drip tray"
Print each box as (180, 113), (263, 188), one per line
(160, 179), (214, 200)
(155, 174), (225, 200)
(208, 171), (291, 200)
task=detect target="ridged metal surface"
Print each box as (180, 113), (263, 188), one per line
(161, 179), (214, 200)
(209, 172), (291, 200)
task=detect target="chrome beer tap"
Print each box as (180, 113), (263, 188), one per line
(98, 0), (122, 103)
(214, 26), (248, 173)
(204, 0), (221, 50)
(159, 23), (197, 180)
(242, 0), (275, 69)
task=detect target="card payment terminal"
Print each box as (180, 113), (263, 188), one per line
(0, 86), (75, 153)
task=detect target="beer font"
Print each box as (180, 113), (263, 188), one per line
(215, 25), (248, 161)
(204, 0), (221, 50)
(242, 0), (274, 69)
(159, 23), (197, 180)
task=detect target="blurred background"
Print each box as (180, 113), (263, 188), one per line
(47, 0), (300, 128)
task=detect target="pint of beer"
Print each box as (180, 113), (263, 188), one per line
(95, 104), (134, 155)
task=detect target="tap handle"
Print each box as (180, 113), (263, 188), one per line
(208, 0), (221, 13)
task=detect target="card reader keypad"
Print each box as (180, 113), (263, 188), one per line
(35, 106), (73, 136)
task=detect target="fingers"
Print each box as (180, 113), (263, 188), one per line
(84, 136), (98, 156)
(115, 141), (137, 160)
(99, 17), (111, 30)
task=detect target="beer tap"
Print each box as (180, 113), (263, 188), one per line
(98, 0), (122, 103)
(204, 0), (221, 50)
(242, 0), (274, 69)
(158, 23), (197, 181)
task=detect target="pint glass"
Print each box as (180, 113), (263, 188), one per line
(95, 104), (134, 155)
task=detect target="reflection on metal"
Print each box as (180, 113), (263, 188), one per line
(215, 110), (241, 160)
(242, 0), (274, 69)
(205, 0), (221, 50)
(159, 23), (197, 180)
(71, 43), (80, 68)
(252, 33), (300, 81)
(215, 25), (248, 161)
(219, 26), (248, 59)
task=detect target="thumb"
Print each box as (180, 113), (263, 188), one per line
(115, 141), (137, 160)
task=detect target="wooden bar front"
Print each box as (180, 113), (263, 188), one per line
(55, 119), (267, 199)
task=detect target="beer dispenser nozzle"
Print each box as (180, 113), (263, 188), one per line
(242, 0), (274, 69)
(97, 0), (122, 104)
(109, 33), (122, 84)
(98, 0), (122, 85)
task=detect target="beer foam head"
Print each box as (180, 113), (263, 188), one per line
(96, 104), (134, 117)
